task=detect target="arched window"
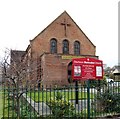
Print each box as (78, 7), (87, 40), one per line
(63, 39), (69, 54)
(74, 41), (80, 55)
(50, 38), (57, 53)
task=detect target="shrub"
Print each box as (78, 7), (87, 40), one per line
(47, 91), (75, 118)
(96, 88), (120, 113)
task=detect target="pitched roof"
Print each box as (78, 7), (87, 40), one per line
(30, 11), (96, 47)
(112, 66), (120, 74)
(11, 50), (26, 63)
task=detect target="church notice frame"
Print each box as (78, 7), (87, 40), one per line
(72, 57), (103, 80)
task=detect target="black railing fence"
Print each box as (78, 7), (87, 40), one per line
(1, 82), (120, 119)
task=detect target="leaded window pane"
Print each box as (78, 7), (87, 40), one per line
(63, 40), (69, 54)
(50, 39), (57, 53)
(74, 41), (80, 55)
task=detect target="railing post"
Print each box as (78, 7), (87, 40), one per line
(87, 79), (90, 119)
(75, 80), (78, 104)
(8, 84), (10, 118)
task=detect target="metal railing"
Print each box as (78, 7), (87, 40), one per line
(1, 82), (120, 119)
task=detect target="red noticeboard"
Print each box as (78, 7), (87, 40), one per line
(72, 57), (103, 80)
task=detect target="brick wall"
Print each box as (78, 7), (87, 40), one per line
(30, 12), (96, 59)
(25, 11), (97, 87)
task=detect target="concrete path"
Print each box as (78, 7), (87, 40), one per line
(71, 99), (94, 112)
(23, 94), (51, 116)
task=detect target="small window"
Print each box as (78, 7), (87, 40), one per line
(74, 41), (80, 55)
(50, 38), (57, 53)
(63, 39), (69, 54)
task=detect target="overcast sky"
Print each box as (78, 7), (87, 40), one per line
(0, 0), (119, 67)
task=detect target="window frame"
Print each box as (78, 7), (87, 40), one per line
(50, 38), (57, 54)
(74, 41), (80, 55)
(63, 39), (69, 54)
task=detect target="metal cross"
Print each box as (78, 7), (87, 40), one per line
(61, 19), (70, 37)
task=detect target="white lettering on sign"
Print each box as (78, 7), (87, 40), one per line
(84, 61), (95, 64)
(73, 61), (83, 64)
(74, 60), (102, 65)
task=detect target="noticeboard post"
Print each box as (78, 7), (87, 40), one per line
(72, 57), (103, 118)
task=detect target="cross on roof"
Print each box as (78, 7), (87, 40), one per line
(61, 19), (70, 37)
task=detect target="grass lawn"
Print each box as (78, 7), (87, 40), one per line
(0, 88), (3, 118)
(28, 90), (95, 102)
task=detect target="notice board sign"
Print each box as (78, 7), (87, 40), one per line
(72, 57), (103, 80)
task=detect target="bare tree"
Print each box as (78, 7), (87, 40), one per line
(1, 49), (39, 118)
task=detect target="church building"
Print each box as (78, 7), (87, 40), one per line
(11, 11), (98, 87)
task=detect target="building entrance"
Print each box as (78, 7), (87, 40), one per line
(68, 62), (72, 83)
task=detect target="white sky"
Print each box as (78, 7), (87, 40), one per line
(0, 0), (119, 67)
